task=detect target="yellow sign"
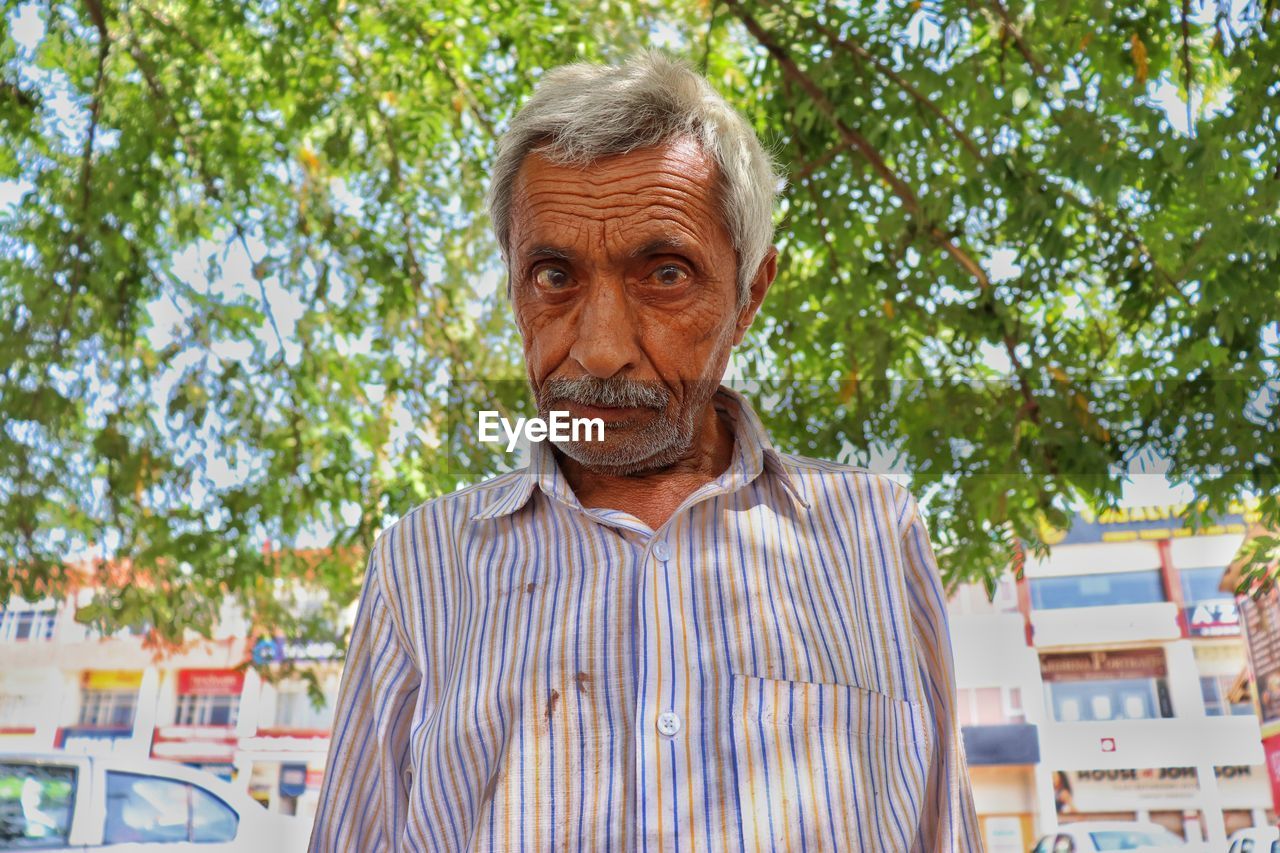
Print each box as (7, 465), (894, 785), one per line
(82, 670), (143, 690)
(1037, 498), (1260, 546)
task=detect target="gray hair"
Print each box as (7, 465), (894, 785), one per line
(486, 51), (781, 303)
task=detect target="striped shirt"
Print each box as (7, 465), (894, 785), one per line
(310, 386), (980, 852)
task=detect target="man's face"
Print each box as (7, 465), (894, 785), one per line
(507, 138), (773, 475)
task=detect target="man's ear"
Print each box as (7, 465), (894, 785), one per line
(732, 247), (778, 347)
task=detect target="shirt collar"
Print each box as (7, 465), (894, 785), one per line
(471, 384), (808, 521)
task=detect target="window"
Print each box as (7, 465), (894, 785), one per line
(956, 687), (1026, 726)
(175, 693), (238, 726)
(0, 693), (40, 728)
(1202, 675), (1255, 716)
(0, 609), (56, 642)
(273, 687), (336, 731)
(104, 772), (238, 844)
(949, 579), (1021, 616)
(1181, 566), (1230, 603)
(191, 786), (238, 842)
(78, 688), (137, 728)
(1089, 827), (1184, 850)
(0, 762), (76, 847)
(1030, 570), (1166, 610)
(1048, 678), (1173, 722)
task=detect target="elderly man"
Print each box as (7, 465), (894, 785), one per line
(311, 52), (979, 851)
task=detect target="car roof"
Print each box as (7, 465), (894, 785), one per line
(1066, 822), (1178, 832)
(0, 751), (248, 802)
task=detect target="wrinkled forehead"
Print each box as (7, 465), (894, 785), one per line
(507, 139), (730, 259)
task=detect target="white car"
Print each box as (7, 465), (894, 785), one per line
(1031, 820), (1198, 852)
(0, 752), (305, 851)
(1226, 826), (1280, 853)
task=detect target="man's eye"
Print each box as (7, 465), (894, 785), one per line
(533, 267), (571, 290)
(651, 264), (689, 287)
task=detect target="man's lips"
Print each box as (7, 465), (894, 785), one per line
(558, 401), (658, 422)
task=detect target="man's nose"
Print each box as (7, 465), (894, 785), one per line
(568, 280), (642, 379)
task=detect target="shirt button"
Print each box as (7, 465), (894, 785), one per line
(656, 710), (681, 737)
(652, 540), (671, 562)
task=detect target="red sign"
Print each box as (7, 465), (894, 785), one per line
(1264, 733), (1280, 814)
(177, 669), (245, 696)
(151, 728), (238, 763)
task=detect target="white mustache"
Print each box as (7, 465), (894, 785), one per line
(540, 378), (669, 410)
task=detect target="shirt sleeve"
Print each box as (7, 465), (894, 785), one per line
(899, 492), (982, 852)
(309, 538), (421, 852)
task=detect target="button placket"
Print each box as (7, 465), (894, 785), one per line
(633, 530), (688, 847)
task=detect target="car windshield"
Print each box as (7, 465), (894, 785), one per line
(1089, 828), (1184, 850)
(0, 763), (77, 849)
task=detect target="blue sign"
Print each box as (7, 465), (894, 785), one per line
(279, 763), (308, 798)
(252, 636), (341, 664)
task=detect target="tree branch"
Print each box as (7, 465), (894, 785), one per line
(787, 9), (988, 164)
(723, 0), (991, 289)
(56, 0), (112, 364)
(983, 0), (1048, 78)
(1182, 0), (1195, 135)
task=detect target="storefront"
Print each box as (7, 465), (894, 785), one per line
(57, 669), (143, 753)
(150, 668), (245, 780)
(239, 646), (342, 822)
(1052, 765), (1271, 839)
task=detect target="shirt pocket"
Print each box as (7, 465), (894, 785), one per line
(729, 674), (930, 853)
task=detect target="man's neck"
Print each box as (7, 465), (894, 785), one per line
(556, 403), (736, 531)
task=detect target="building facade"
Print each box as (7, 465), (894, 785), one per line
(953, 507), (1272, 852)
(0, 590), (341, 827)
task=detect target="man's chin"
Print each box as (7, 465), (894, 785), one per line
(551, 436), (688, 477)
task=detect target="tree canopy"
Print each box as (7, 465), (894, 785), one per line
(3, 0), (1278, 648)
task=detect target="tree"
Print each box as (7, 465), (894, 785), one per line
(2, 0), (1277, 649)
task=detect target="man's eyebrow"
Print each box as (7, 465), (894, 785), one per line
(627, 237), (693, 259)
(522, 245), (575, 262)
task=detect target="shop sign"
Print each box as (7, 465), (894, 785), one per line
(151, 728), (238, 763)
(279, 763), (308, 798)
(252, 636), (342, 665)
(1040, 500), (1257, 546)
(57, 726), (133, 752)
(1040, 649), (1167, 682)
(1185, 599), (1241, 636)
(240, 732), (329, 751)
(1215, 765), (1254, 779)
(1238, 586), (1280, 735)
(1265, 735), (1280, 814)
(1056, 767), (1200, 812)
(177, 669), (245, 697)
(1215, 765), (1269, 806)
(82, 670), (143, 691)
